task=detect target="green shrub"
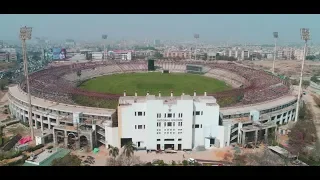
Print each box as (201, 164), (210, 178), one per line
(5, 121), (19, 126)
(46, 145), (54, 149)
(144, 162), (153, 166)
(182, 160), (188, 166)
(0, 150), (22, 161)
(171, 160), (176, 166)
(6, 155), (28, 166)
(51, 154), (81, 166)
(27, 144), (44, 152)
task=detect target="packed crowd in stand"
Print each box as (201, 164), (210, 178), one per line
(20, 60), (290, 107)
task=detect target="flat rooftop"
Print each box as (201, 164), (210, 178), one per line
(220, 95), (297, 115)
(9, 85), (116, 116)
(241, 121), (276, 132)
(24, 148), (70, 166)
(119, 94), (217, 105)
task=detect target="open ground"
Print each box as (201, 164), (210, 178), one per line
(242, 60), (320, 78)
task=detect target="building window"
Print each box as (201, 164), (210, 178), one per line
(157, 139), (160, 141)
(135, 112), (137, 116)
(144, 125), (145, 129)
(157, 122), (161, 127)
(135, 125), (137, 129)
(201, 111), (203, 115)
(157, 113), (161, 118)
(178, 122), (182, 126)
(196, 111), (200, 115)
(168, 113), (172, 118)
(138, 125), (143, 129)
(178, 139), (182, 141)
(165, 113), (167, 118)
(201, 124), (202, 128)
(167, 122), (172, 127)
(164, 139), (174, 141)
(164, 122), (166, 127)
(173, 122), (175, 126)
(181, 113), (183, 118)
(194, 124), (200, 128)
(144, 112), (145, 116)
(138, 112), (143, 116)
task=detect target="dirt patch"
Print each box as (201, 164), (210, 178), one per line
(242, 60), (320, 78)
(3, 123), (30, 137)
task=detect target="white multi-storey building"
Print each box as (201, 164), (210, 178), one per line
(116, 92), (227, 151)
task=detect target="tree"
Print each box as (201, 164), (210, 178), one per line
(171, 160), (176, 166)
(263, 54), (267, 59)
(0, 79), (8, 90)
(232, 154), (247, 166)
(302, 80), (310, 88)
(306, 55), (316, 61)
(108, 145), (119, 159)
(123, 141), (136, 158)
(182, 160), (188, 166)
(246, 147), (286, 166)
(76, 70), (81, 78)
(106, 154), (142, 166)
(51, 154), (81, 166)
(288, 104), (315, 160)
(76, 70), (82, 85)
(288, 129), (305, 160)
(312, 94), (320, 108)
(154, 52), (163, 59)
(291, 79), (299, 85)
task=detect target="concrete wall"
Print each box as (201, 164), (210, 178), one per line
(119, 97), (223, 150)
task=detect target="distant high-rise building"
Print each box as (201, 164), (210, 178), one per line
(0, 48), (17, 61)
(65, 39), (76, 47)
(154, 39), (161, 46)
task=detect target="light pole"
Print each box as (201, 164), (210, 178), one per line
(20, 26), (34, 140)
(272, 32), (278, 74)
(194, 34), (199, 60)
(294, 28), (310, 122)
(102, 34), (108, 60)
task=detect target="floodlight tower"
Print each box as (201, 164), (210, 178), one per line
(294, 28), (310, 122)
(102, 34), (108, 60)
(194, 34), (199, 60)
(20, 26), (34, 140)
(272, 32), (278, 74)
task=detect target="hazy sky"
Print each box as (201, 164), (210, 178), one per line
(0, 14), (319, 44)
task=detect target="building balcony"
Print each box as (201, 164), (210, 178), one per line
(97, 130), (105, 136)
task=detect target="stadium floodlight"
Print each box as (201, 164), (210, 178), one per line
(20, 26), (34, 140)
(295, 28), (310, 123)
(272, 32), (278, 74)
(194, 34), (200, 61)
(102, 34), (108, 60)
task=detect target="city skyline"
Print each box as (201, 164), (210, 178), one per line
(0, 14), (319, 44)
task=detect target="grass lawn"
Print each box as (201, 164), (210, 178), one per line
(79, 72), (231, 96)
(74, 72), (232, 109)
